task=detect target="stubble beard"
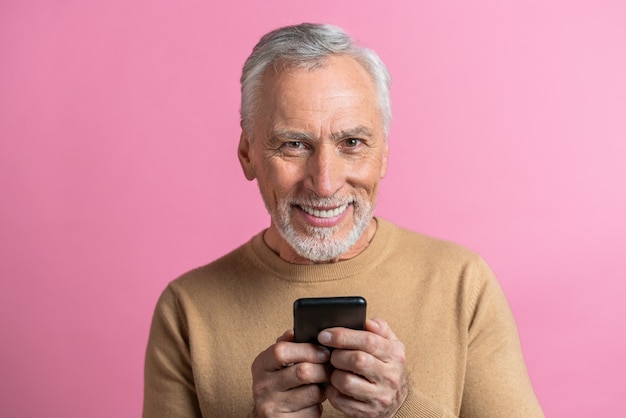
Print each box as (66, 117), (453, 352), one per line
(267, 193), (374, 262)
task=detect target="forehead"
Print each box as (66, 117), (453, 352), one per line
(257, 55), (381, 133)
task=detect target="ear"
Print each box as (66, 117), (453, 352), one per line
(380, 140), (389, 179)
(238, 129), (256, 181)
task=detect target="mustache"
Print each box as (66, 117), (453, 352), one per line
(288, 194), (356, 207)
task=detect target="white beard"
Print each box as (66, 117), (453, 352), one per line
(265, 192), (374, 262)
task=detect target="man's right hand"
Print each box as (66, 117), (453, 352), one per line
(250, 329), (331, 417)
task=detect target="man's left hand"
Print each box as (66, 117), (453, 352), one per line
(317, 317), (409, 418)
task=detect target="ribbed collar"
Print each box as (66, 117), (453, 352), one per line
(246, 217), (395, 283)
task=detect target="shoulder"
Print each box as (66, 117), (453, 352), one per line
(377, 218), (498, 296)
(163, 234), (262, 302)
(379, 218), (484, 265)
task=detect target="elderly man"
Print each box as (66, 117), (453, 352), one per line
(143, 23), (543, 417)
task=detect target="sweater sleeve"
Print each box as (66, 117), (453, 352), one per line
(393, 387), (458, 418)
(143, 285), (202, 418)
(459, 258), (544, 417)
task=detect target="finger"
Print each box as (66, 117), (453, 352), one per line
(326, 367), (408, 417)
(325, 382), (371, 416)
(291, 402), (324, 418)
(327, 348), (407, 409)
(253, 360), (331, 395)
(259, 341), (330, 371)
(279, 363), (331, 392)
(276, 328), (295, 343)
(329, 367), (375, 399)
(366, 317), (399, 341)
(330, 348), (379, 380)
(254, 380), (326, 415)
(288, 361), (332, 387)
(331, 340), (406, 384)
(318, 328), (394, 362)
(251, 334), (332, 415)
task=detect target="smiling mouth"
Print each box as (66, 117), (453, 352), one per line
(298, 202), (350, 218)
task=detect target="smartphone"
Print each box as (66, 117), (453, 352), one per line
(293, 296), (367, 344)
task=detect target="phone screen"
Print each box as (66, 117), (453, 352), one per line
(293, 296), (367, 344)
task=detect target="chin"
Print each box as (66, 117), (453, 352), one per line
(283, 223), (366, 262)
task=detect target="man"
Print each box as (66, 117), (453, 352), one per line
(143, 23), (544, 417)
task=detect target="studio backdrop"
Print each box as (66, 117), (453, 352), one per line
(1, 1), (625, 417)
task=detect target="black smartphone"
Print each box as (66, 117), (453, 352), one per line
(293, 296), (367, 344)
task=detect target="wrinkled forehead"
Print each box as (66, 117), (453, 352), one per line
(253, 57), (383, 138)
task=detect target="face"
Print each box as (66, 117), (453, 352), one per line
(238, 55), (389, 263)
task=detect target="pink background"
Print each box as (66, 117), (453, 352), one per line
(1, 1), (625, 416)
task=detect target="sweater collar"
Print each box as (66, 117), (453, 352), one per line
(247, 217), (395, 283)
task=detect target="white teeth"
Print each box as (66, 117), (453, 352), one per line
(300, 203), (349, 218)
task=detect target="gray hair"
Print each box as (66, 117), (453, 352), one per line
(240, 23), (392, 137)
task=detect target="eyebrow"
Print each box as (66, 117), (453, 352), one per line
(271, 125), (374, 142)
(330, 126), (373, 141)
(270, 130), (315, 141)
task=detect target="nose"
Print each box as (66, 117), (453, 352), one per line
(306, 144), (345, 198)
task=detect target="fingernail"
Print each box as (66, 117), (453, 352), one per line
(318, 331), (331, 344)
(318, 347), (330, 361)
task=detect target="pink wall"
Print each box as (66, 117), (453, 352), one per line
(1, 1), (624, 416)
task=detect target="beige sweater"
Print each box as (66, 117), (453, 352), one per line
(143, 218), (543, 417)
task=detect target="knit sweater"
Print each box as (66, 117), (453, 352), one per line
(143, 218), (543, 417)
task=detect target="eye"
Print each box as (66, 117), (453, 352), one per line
(344, 138), (362, 147)
(278, 140), (310, 156)
(285, 141), (304, 149)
